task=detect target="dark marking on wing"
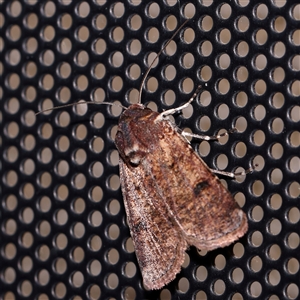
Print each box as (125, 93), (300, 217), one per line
(193, 181), (209, 196)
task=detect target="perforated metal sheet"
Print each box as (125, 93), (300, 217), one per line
(1, 1), (300, 299)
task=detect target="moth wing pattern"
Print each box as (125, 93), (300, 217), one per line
(152, 119), (248, 251)
(119, 160), (188, 290)
(116, 105), (248, 290)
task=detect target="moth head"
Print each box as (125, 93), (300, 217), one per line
(115, 104), (156, 166)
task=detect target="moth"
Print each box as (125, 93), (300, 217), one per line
(114, 22), (249, 290)
(37, 20), (250, 290)
(115, 98), (248, 290)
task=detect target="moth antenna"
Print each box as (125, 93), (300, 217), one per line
(37, 20), (190, 115)
(138, 19), (190, 104)
(35, 101), (127, 116)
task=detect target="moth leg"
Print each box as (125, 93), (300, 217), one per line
(182, 128), (236, 141)
(157, 85), (202, 120)
(182, 126), (257, 178)
(210, 165), (257, 179)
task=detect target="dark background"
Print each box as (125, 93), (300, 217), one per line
(1, 1), (299, 299)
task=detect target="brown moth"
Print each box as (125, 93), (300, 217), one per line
(37, 20), (250, 291)
(114, 22), (248, 289)
(115, 102), (248, 289)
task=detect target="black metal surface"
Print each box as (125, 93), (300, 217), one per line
(1, 1), (299, 299)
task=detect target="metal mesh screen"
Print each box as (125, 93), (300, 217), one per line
(1, 1), (300, 299)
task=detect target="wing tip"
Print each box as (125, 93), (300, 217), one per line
(142, 241), (187, 290)
(141, 209), (248, 290)
(197, 208), (248, 251)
